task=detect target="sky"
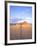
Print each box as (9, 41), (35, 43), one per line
(10, 6), (32, 24)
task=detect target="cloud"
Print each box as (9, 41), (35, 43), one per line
(16, 17), (32, 23)
(25, 17), (32, 19)
(17, 20), (25, 23)
(25, 17), (32, 23)
(10, 14), (32, 24)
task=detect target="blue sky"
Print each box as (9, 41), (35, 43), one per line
(10, 6), (32, 24)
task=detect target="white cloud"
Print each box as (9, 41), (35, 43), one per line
(25, 17), (32, 19)
(17, 19), (25, 23)
(25, 17), (32, 23)
(17, 17), (32, 23)
(10, 15), (32, 24)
